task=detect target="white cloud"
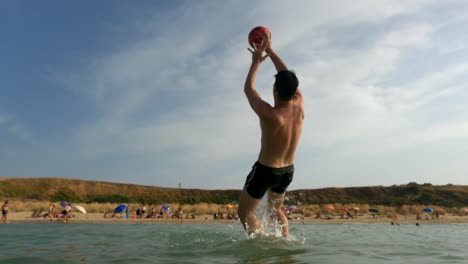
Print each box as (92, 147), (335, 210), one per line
(0, 113), (33, 143)
(36, 0), (468, 188)
(7, 123), (32, 142)
(0, 114), (11, 125)
(379, 23), (433, 48)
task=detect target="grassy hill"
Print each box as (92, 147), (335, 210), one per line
(0, 178), (239, 205)
(289, 183), (468, 208)
(1, 178), (467, 207)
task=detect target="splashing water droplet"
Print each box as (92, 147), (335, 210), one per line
(253, 192), (287, 238)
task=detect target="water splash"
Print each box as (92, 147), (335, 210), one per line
(240, 192), (289, 240)
(240, 191), (305, 244)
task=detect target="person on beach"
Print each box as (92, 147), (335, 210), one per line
(174, 206), (183, 219)
(62, 204), (72, 223)
(141, 206), (146, 217)
(1, 200), (9, 224)
(237, 31), (304, 238)
(125, 205), (130, 219)
(48, 204), (55, 221)
(159, 209), (164, 218)
(150, 207), (156, 219)
(136, 206), (141, 218)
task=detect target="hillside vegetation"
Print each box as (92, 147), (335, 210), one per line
(1, 178), (467, 208)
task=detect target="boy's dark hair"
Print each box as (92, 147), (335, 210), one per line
(274, 70), (299, 100)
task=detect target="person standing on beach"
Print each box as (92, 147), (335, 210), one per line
(238, 31), (304, 238)
(1, 200), (8, 224)
(125, 205), (130, 219)
(62, 204), (72, 223)
(48, 204), (55, 221)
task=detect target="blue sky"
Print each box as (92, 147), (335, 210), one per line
(1, 0), (468, 190)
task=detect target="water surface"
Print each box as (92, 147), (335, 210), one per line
(0, 222), (467, 263)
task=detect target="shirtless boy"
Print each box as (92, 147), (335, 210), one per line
(238, 31), (304, 237)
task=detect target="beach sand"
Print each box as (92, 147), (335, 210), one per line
(4, 212), (468, 225)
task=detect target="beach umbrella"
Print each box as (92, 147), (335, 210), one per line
(161, 204), (172, 214)
(353, 207), (360, 211)
(369, 208), (379, 213)
(60, 201), (72, 208)
(323, 205), (335, 212)
(285, 205), (297, 213)
(225, 204), (234, 209)
(75, 205), (87, 214)
(114, 204), (126, 213)
(423, 208), (433, 213)
(340, 208), (349, 212)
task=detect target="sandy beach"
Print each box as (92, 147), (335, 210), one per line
(4, 211), (468, 225)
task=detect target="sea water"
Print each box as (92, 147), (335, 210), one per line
(0, 222), (467, 264)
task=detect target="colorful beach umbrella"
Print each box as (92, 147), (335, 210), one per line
(340, 208), (349, 212)
(323, 205), (335, 212)
(225, 204), (234, 209)
(114, 204), (126, 213)
(285, 205), (297, 213)
(161, 204), (172, 214)
(60, 201), (72, 208)
(75, 205), (86, 214)
(353, 207), (360, 211)
(423, 208), (433, 213)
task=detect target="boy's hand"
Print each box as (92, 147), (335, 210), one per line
(248, 31), (270, 64)
(261, 30), (273, 55)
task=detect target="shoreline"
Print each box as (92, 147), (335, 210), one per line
(4, 212), (468, 225)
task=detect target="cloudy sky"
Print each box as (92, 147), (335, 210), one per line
(1, 0), (468, 190)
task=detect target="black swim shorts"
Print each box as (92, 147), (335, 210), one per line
(244, 161), (294, 199)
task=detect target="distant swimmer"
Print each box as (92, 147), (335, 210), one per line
(1, 200), (8, 224)
(238, 28), (304, 238)
(392, 214), (400, 226)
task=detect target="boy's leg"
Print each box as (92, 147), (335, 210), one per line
(269, 191), (289, 237)
(238, 187), (263, 235)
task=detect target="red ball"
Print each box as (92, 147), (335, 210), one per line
(248, 26), (270, 47)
